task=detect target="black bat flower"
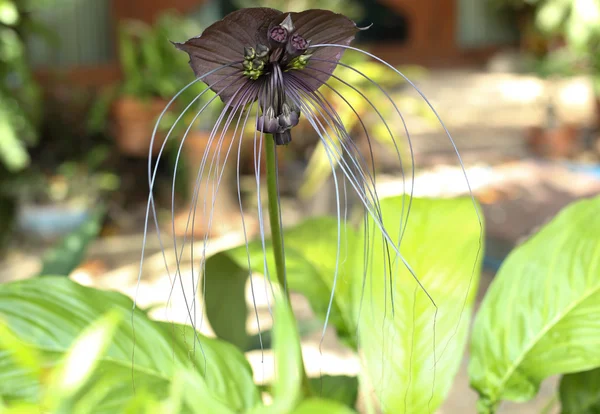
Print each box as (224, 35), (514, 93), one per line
(174, 8), (361, 145)
(136, 8), (482, 402)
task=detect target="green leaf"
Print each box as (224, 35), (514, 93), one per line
(470, 196), (600, 413)
(308, 375), (358, 408)
(0, 321), (43, 381)
(204, 217), (358, 350)
(352, 196), (483, 413)
(248, 293), (304, 414)
(44, 311), (122, 411)
(291, 398), (357, 414)
(176, 369), (236, 414)
(560, 368), (600, 414)
(271, 294), (303, 412)
(0, 114), (30, 172)
(0, 277), (259, 412)
(203, 253), (252, 350)
(535, 0), (570, 33)
(38, 209), (104, 276)
(0, 1), (19, 26)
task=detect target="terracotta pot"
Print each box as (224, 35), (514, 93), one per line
(526, 124), (579, 159)
(111, 97), (168, 157)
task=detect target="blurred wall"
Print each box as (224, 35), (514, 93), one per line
(358, 0), (517, 65)
(458, 0), (518, 48)
(29, 0), (113, 68)
(111, 0), (207, 23)
(30, 0), (518, 86)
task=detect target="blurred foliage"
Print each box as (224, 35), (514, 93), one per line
(88, 11), (221, 135)
(307, 376), (358, 408)
(231, 0), (363, 20)
(299, 50), (432, 199)
(1, 144), (119, 206)
(0, 277), (355, 413)
(0, 0), (50, 173)
(559, 368), (600, 414)
(0, 0), (83, 172)
(0, 0), (116, 249)
(493, 0), (600, 92)
(490, 0), (542, 9)
(38, 208), (104, 276)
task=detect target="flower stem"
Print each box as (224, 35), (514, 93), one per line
(265, 136), (313, 397)
(265, 138), (287, 296)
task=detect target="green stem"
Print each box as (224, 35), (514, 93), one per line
(265, 138), (287, 296)
(265, 136), (312, 397)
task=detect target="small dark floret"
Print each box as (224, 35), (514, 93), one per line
(269, 25), (288, 45)
(274, 130), (292, 145)
(257, 107), (280, 134)
(287, 34), (308, 57)
(278, 103), (299, 130)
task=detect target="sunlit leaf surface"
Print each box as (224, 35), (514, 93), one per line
(470, 196), (600, 413)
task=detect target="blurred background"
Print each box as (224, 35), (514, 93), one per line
(1, 0), (599, 412)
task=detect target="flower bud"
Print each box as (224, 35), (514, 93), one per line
(286, 34), (309, 57)
(278, 103), (299, 129)
(244, 46), (255, 59)
(274, 130), (292, 145)
(269, 25), (288, 46)
(255, 44), (269, 59)
(252, 59), (265, 71)
(257, 107), (281, 134)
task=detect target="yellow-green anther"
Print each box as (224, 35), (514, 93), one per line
(286, 53), (312, 71)
(253, 59), (265, 70)
(256, 44), (269, 58)
(244, 46), (255, 59)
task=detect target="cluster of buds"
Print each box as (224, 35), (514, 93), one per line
(268, 15), (311, 66)
(286, 53), (312, 71)
(243, 44), (269, 80)
(257, 102), (300, 145)
(242, 14), (313, 80)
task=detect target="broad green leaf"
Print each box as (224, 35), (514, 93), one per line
(353, 196), (482, 413)
(177, 369), (235, 414)
(308, 375), (358, 408)
(0, 277), (259, 412)
(470, 196), (600, 413)
(204, 253), (251, 350)
(205, 217), (358, 350)
(45, 310), (122, 411)
(121, 390), (162, 414)
(0, 321), (42, 380)
(559, 368), (600, 414)
(271, 293), (303, 412)
(248, 293), (304, 414)
(291, 398), (357, 414)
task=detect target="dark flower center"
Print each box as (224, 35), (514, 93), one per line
(241, 14), (311, 145)
(290, 34), (308, 52)
(242, 14), (312, 81)
(269, 26), (288, 44)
